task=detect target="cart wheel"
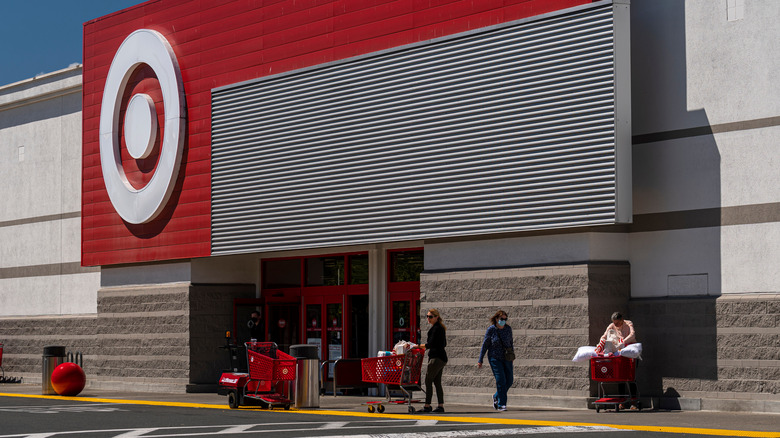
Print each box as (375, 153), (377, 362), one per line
(377, 404), (385, 413)
(408, 406), (415, 413)
(284, 404), (291, 410)
(615, 404), (620, 412)
(636, 402), (642, 411)
(595, 405), (600, 413)
(227, 391), (239, 409)
(367, 405), (375, 413)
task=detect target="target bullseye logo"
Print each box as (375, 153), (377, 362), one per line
(99, 29), (185, 224)
(601, 366), (608, 374)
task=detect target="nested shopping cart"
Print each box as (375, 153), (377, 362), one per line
(361, 347), (425, 413)
(218, 341), (297, 409)
(591, 355), (641, 412)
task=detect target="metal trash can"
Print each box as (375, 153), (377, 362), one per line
(42, 346), (67, 395)
(289, 344), (320, 408)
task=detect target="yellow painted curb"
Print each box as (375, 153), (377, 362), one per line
(1, 393), (777, 437)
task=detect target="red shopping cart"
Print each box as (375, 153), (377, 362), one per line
(218, 342), (297, 409)
(361, 347), (425, 413)
(591, 355), (641, 412)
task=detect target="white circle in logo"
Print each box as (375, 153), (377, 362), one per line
(124, 94), (158, 160)
(99, 29), (185, 224)
(601, 366), (608, 374)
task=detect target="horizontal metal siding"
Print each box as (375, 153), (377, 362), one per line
(212, 4), (619, 254)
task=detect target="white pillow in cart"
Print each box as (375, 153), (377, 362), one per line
(572, 346), (597, 362)
(619, 343), (643, 359)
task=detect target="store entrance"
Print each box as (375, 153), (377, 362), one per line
(258, 250), (420, 359)
(263, 252), (369, 363)
(266, 303), (299, 354)
(348, 295), (369, 358)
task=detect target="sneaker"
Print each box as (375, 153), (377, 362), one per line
(492, 395), (499, 410)
(498, 405), (507, 411)
(422, 406), (432, 412)
(433, 406), (445, 413)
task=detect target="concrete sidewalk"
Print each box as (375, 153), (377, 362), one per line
(1, 383), (778, 436)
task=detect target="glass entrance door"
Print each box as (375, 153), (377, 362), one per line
(266, 303), (299, 354)
(326, 301), (343, 366)
(389, 294), (421, 346)
(348, 294), (369, 358)
(302, 296), (344, 363)
(305, 303), (323, 360)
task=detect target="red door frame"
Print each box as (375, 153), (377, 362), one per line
(386, 248), (424, 348)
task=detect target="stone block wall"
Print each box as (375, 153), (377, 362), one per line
(92, 283), (192, 391)
(420, 263), (630, 408)
(0, 315), (98, 382)
(188, 284), (256, 386)
(630, 293), (780, 412)
(0, 282), (255, 393)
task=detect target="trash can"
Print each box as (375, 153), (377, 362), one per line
(42, 346), (67, 395)
(289, 344), (320, 408)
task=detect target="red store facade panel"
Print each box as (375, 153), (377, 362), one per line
(82, 0), (597, 266)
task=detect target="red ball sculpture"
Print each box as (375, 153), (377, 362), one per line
(51, 362), (86, 396)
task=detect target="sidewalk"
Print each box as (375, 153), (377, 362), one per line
(1, 383), (778, 436)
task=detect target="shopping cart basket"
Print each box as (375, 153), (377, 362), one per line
(591, 355), (641, 412)
(361, 347), (425, 413)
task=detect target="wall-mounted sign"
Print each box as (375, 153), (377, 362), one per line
(99, 29), (186, 224)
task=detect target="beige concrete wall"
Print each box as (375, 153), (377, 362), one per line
(420, 263), (630, 409)
(0, 66), (99, 317)
(631, 293), (780, 412)
(0, 283), (255, 393)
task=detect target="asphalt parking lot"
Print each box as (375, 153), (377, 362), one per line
(0, 385), (778, 438)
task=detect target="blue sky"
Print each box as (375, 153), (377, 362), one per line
(0, 0), (147, 86)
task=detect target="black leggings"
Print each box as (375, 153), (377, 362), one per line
(425, 358), (446, 405)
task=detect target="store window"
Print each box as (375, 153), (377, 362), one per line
(306, 256), (345, 286)
(348, 254), (369, 284)
(263, 259), (301, 289)
(390, 250), (424, 282)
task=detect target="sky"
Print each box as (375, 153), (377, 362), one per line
(0, 0), (147, 86)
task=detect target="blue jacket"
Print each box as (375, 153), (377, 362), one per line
(478, 324), (513, 363)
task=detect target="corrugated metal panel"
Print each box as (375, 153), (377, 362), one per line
(211, 2), (625, 255)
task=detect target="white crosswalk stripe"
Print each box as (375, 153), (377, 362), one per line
(0, 421), (622, 438)
(320, 426), (623, 438)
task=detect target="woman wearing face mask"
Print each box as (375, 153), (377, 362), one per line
(419, 308), (447, 413)
(477, 310), (514, 411)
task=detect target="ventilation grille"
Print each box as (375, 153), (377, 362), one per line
(212, 3), (621, 254)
